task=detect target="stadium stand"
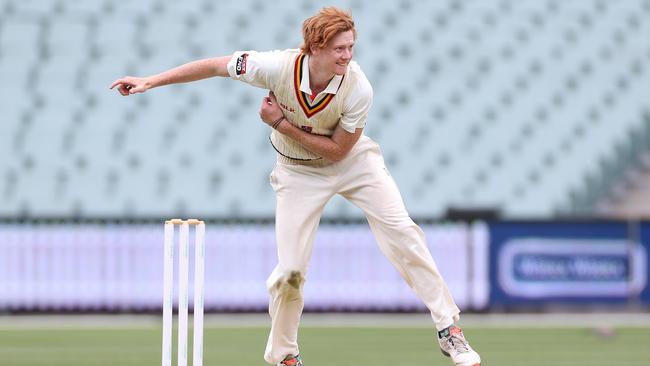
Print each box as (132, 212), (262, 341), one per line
(1, 0), (649, 218)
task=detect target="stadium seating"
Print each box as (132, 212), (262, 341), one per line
(1, 0), (649, 218)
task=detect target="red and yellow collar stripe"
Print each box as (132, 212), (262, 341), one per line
(293, 54), (339, 118)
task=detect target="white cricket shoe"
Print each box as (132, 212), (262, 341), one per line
(438, 325), (481, 366)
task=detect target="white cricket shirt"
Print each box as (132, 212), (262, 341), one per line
(226, 49), (373, 160)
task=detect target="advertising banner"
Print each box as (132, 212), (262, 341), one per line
(0, 222), (489, 311)
(489, 221), (648, 306)
(640, 222), (650, 304)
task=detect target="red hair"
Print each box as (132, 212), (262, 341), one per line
(300, 7), (356, 55)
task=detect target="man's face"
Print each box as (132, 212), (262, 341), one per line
(312, 30), (355, 76)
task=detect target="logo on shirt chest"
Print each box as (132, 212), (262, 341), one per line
(279, 102), (295, 113)
(235, 53), (248, 75)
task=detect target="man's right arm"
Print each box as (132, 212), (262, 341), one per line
(110, 56), (231, 95)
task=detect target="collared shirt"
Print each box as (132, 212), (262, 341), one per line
(298, 54), (344, 99)
(226, 49), (372, 133)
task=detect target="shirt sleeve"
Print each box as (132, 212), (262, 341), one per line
(226, 50), (282, 90)
(339, 76), (373, 133)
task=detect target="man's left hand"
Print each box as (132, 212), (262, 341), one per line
(259, 91), (284, 127)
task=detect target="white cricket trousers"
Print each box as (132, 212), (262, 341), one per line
(263, 135), (460, 364)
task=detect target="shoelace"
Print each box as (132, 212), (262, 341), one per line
(447, 332), (470, 354)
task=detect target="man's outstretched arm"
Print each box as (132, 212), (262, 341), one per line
(110, 56), (232, 95)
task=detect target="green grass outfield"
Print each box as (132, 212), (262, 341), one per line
(1, 315), (649, 366)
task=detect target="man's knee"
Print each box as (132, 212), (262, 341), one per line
(285, 270), (304, 289)
(268, 270), (305, 295)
